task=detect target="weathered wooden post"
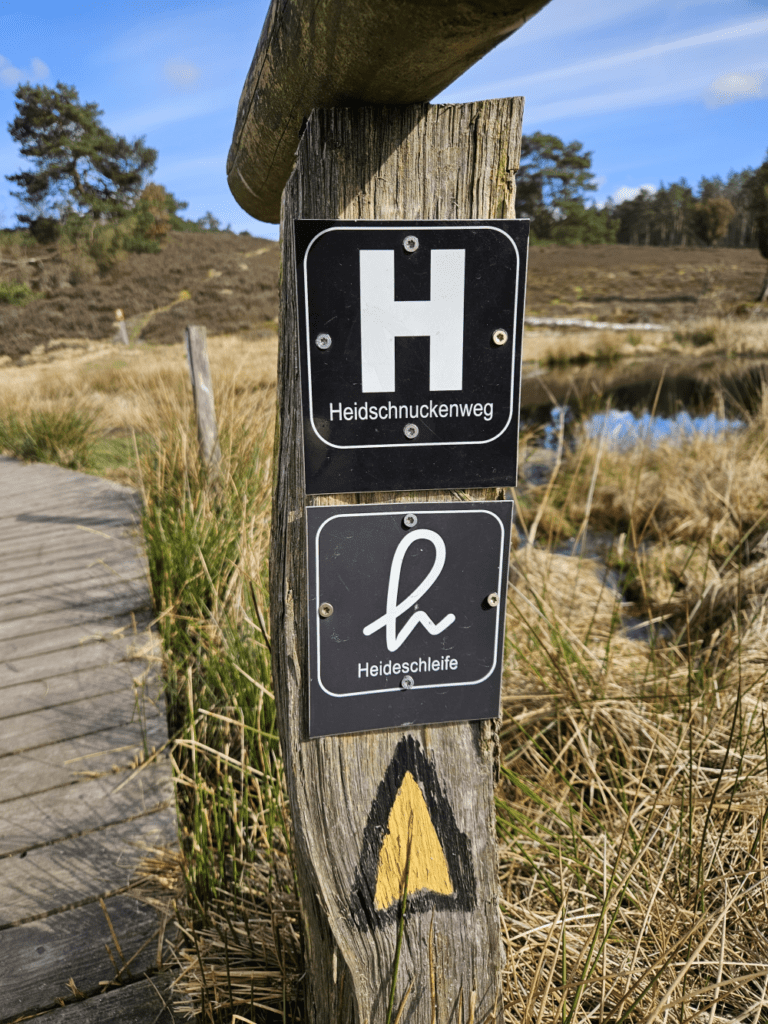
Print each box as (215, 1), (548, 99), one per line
(228, 2), (547, 1019)
(185, 324), (222, 474)
(114, 307), (130, 346)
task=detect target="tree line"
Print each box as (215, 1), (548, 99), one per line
(516, 131), (768, 260)
(4, 82), (768, 297)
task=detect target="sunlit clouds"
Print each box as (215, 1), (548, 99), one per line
(164, 59), (201, 90)
(610, 185), (657, 205)
(0, 55), (49, 88)
(706, 71), (764, 107)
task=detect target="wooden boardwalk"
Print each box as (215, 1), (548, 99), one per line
(0, 457), (178, 1022)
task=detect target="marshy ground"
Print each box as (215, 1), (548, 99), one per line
(3, 238), (768, 1021)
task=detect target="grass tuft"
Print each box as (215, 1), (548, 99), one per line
(0, 405), (96, 468)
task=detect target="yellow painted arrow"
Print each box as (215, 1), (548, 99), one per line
(374, 771), (453, 910)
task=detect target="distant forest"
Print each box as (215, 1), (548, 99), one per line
(517, 132), (768, 249)
(610, 172), (759, 248)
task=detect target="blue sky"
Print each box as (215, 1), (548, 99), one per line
(0, 0), (766, 240)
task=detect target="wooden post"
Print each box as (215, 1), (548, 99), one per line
(227, 0), (547, 223)
(271, 99), (522, 1022)
(114, 308), (130, 346)
(185, 325), (222, 474)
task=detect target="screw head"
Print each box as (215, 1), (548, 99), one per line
(492, 329), (508, 346)
(403, 513), (418, 529)
(403, 422), (419, 439)
(315, 333), (332, 350)
(486, 592), (500, 608)
(318, 602), (334, 618)
(401, 675), (415, 689)
(403, 235), (419, 253)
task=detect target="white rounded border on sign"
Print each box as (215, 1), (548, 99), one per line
(302, 224), (522, 451)
(313, 506), (507, 698)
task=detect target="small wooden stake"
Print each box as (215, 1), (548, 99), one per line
(185, 325), (222, 474)
(114, 308), (130, 346)
(271, 98), (522, 1022)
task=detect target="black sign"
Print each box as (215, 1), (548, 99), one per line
(306, 500), (513, 738)
(295, 219), (529, 495)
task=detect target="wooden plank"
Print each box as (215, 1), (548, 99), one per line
(0, 895), (174, 1017)
(0, 455), (138, 494)
(0, 556), (146, 602)
(0, 486), (138, 524)
(271, 101), (518, 1019)
(0, 473), (124, 507)
(0, 807), (178, 927)
(0, 689), (164, 758)
(0, 663), (144, 718)
(0, 591), (151, 643)
(22, 973), (176, 1024)
(0, 631), (153, 688)
(0, 612), (151, 664)
(227, 0), (549, 222)
(0, 576), (148, 626)
(0, 530), (137, 570)
(0, 761), (173, 855)
(0, 493), (139, 526)
(0, 717), (170, 802)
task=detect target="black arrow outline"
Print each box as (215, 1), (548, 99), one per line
(350, 735), (476, 930)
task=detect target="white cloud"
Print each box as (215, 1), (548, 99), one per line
(445, 15), (768, 102)
(30, 57), (49, 79)
(611, 185), (657, 204)
(0, 55), (49, 87)
(706, 71), (764, 107)
(164, 59), (201, 90)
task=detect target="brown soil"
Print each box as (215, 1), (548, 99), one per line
(526, 244), (767, 324)
(1, 233), (766, 363)
(0, 230), (279, 362)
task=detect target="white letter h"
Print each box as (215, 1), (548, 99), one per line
(358, 249), (465, 393)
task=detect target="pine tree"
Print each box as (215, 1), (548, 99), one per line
(516, 132), (614, 243)
(6, 81), (156, 230)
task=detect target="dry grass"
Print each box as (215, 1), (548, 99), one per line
(501, 409), (768, 1022)
(0, 332), (277, 441)
(523, 316), (768, 367)
(4, 330), (768, 1022)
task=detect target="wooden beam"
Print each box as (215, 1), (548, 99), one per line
(272, 98), (522, 1022)
(227, 0), (549, 222)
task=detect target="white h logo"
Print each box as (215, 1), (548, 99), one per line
(359, 249), (465, 393)
(362, 529), (455, 652)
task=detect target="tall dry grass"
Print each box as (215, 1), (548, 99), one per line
(3, 334), (768, 1021)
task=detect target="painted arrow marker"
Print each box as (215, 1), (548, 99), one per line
(351, 736), (475, 929)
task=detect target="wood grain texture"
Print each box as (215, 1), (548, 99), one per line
(0, 717), (169, 802)
(0, 689), (163, 757)
(227, 0), (547, 222)
(23, 973), (176, 1023)
(0, 664), (144, 718)
(0, 895), (174, 1017)
(272, 100), (522, 1023)
(0, 761), (173, 855)
(0, 632), (153, 689)
(0, 808), (177, 928)
(0, 457), (178, 1023)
